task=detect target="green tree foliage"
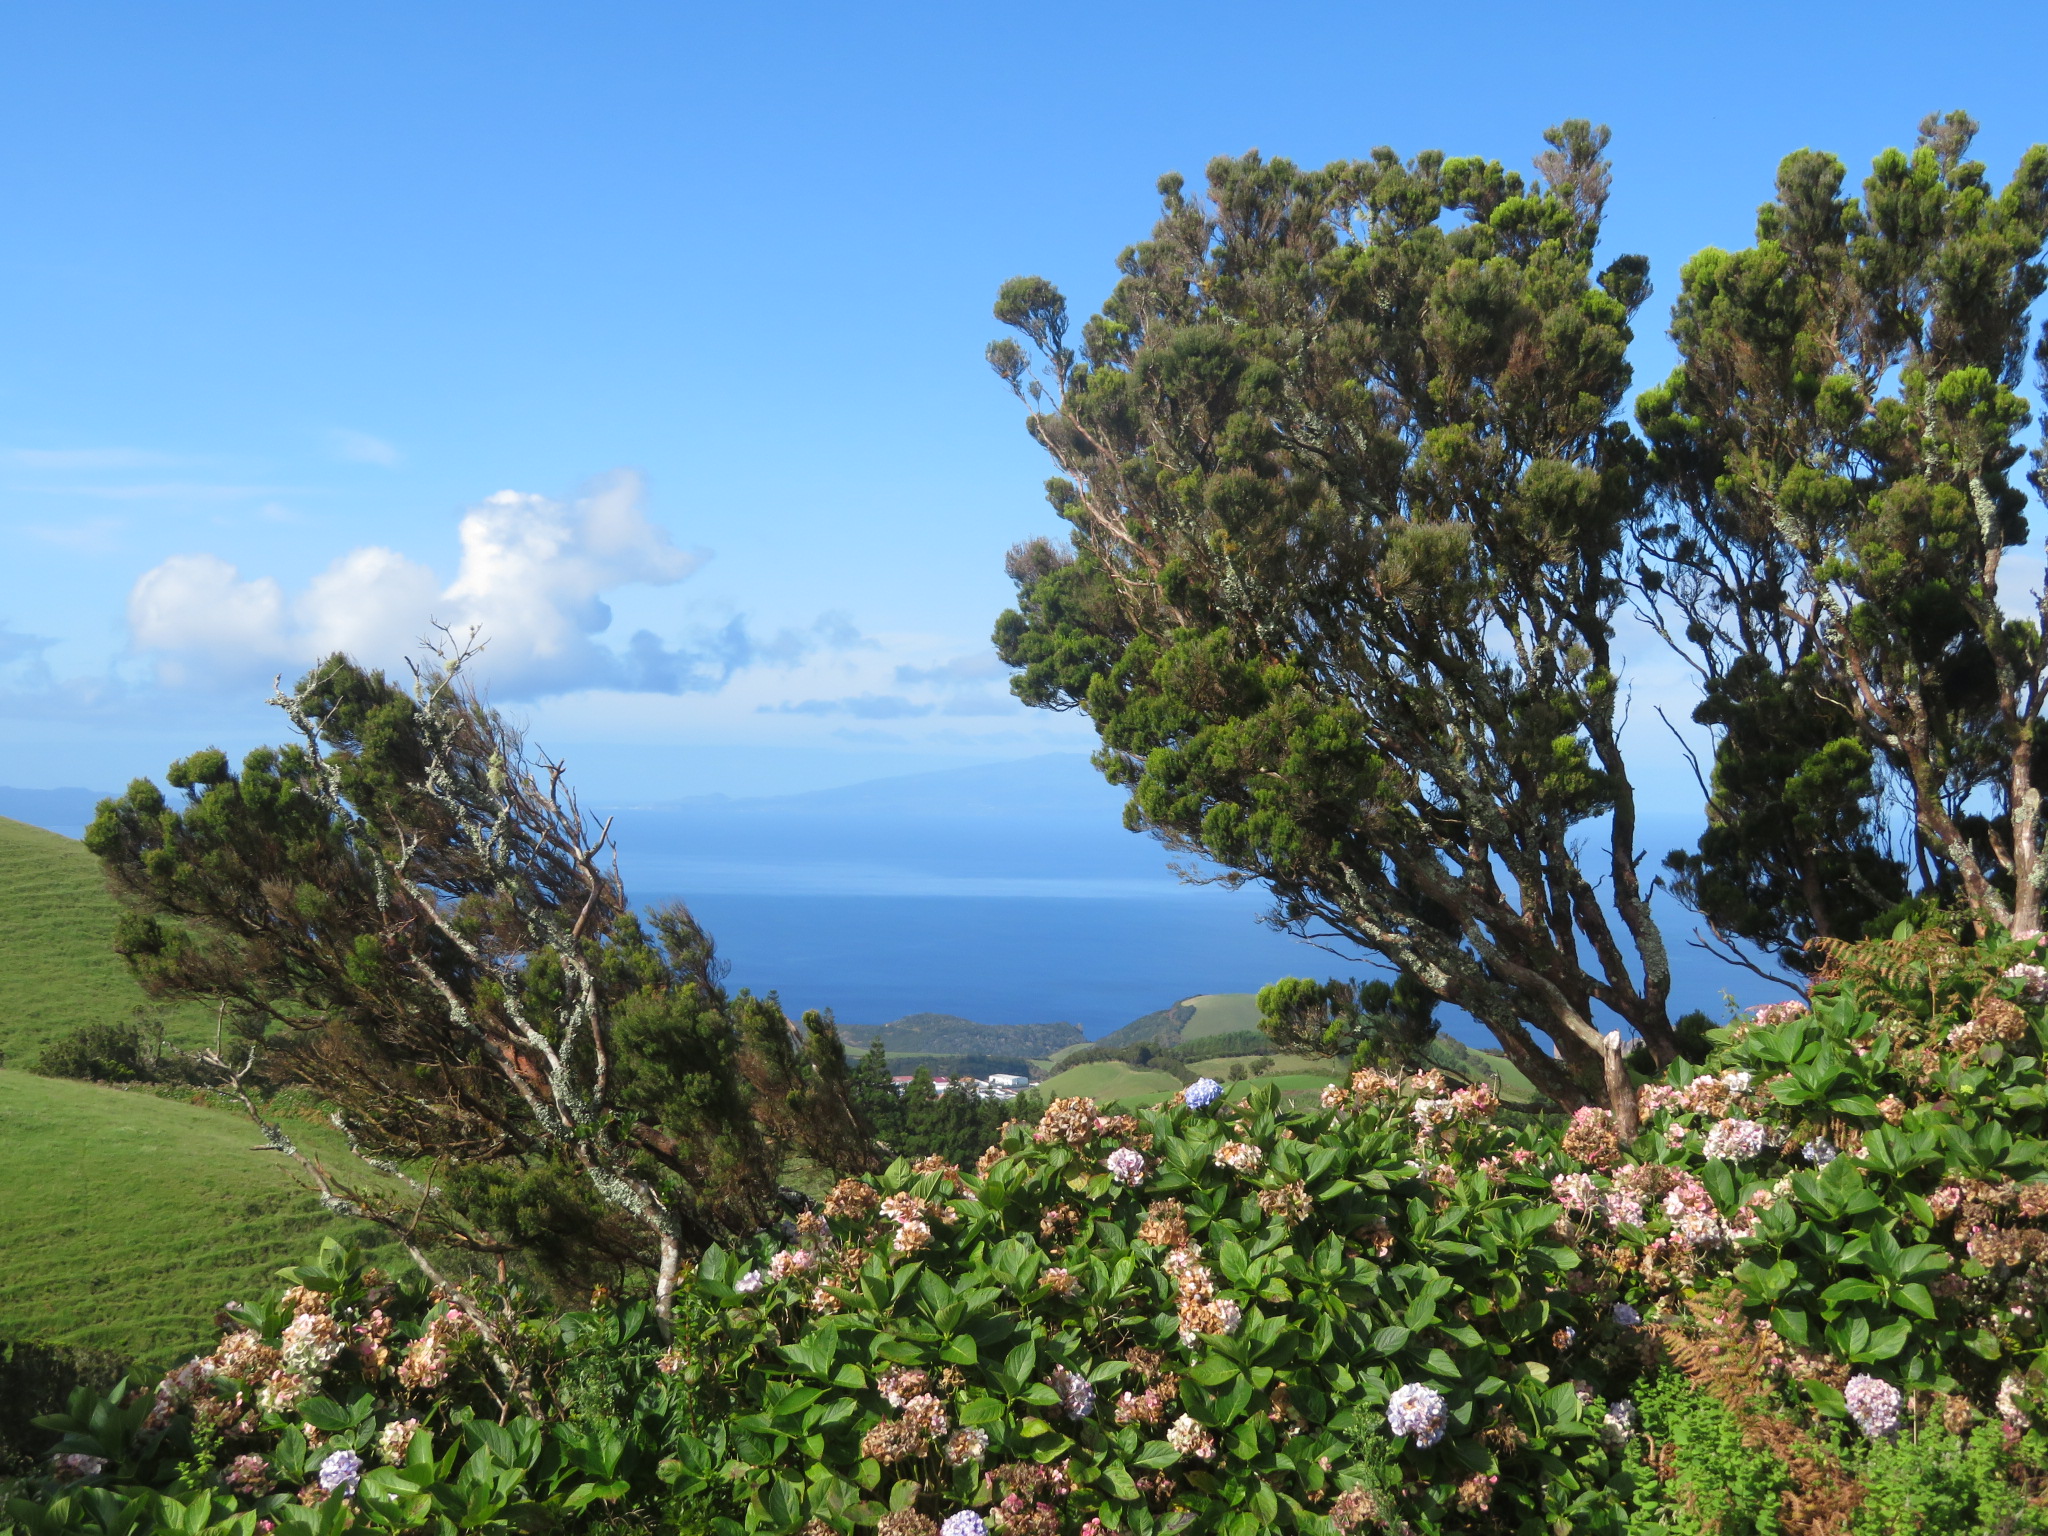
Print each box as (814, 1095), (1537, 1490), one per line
(83, 649), (877, 1319)
(1256, 974), (1440, 1074)
(987, 123), (1670, 1113)
(1640, 111), (2048, 950)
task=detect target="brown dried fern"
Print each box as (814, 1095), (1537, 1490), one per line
(1655, 1293), (1863, 1536)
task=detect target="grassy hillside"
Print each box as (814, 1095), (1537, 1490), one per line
(1032, 1059), (1186, 1105)
(0, 816), (209, 1066)
(1177, 993), (1263, 1042)
(1085, 1001), (1195, 1055)
(1076, 993), (1264, 1057)
(0, 1070), (403, 1366)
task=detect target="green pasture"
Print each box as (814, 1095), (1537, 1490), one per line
(1175, 992), (1262, 1042)
(0, 817), (212, 1066)
(0, 1069), (402, 1366)
(1032, 1059), (1185, 1105)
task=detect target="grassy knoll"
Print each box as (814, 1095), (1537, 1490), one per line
(1033, 1059), (1186, 1105)
(1175, 992), (1262, 1042)
(0, 1070), (403, 1367)
(0, 817), (210, 1066)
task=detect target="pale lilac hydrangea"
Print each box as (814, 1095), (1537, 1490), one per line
(1601, 1399), (1638, 1446)
(941, 1513), (988, 1536)
(1844, 1375), (1902, 1439)
(2006, 963), (2048, 1002)
(1182, 1077), (1224, 1109)
(1385, 1382), (1448, 1448)
(376, 1418), (421, 1465)
(1703, 1118), (1766, 1162)
(1106, 1147), (1147, 1187)
(1050, 1365), (1096, 1418)
(1802, 1137), (1839, 1167)
(1166, 1413), (1217, 1461)
(734, 1269), (765, 1294)
(1999, 1375), (2031, 1427)
(1611, 1302), (1641, 1328)
(944, 1427), (990, 1465)
(1551, 1172), (1601, 1214)
(317, 1450), (363, 1495)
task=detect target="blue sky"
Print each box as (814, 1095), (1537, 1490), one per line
(3, 0), (2045, 803)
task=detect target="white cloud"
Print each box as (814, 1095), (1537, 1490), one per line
(129, 554), (289, 685)
(329, 428), (403, 467)
(298, 546), (443, 660)
(124, 470), (865, 700)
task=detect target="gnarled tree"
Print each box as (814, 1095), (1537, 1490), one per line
(1639, 111), (2048, 950)
(86, 646), (877, 1324)
(987, 124), (1669, 1115)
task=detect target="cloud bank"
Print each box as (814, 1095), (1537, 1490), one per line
(127, 471), (856, 698)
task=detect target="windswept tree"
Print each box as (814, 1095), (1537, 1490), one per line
(1639, 111), (2048, 956)
(986, 124), (1670, 1116)
(86, 645), (877, 1324)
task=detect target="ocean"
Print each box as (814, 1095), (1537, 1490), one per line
(3, 757), (1789, 1043)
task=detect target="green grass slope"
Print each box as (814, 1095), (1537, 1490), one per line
(0, 816), (209, 1065)
(1032, 1059), (1186, 1105)
(1177, 993), (1262, 1043)
(0, 1070), (402, 1367)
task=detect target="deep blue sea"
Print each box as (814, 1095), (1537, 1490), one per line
(2, 758), (1789, 1044)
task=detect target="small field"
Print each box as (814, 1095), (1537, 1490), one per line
(1032, 1058), (1186, 1105)
(1175, 992), (1263, 1042)
(0, 1070), (403, 1367)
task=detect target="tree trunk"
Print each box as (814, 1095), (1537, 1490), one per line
(653, 1229), (683, 1341)
(1601, 1032), (1639, 1140)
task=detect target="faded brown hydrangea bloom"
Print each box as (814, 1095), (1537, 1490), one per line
(860, 1419), (925, 1465)
(823, 1179), (880, 1221)
(279, 1285), (330, 1317)
(1561, 1107), (1622, 1168)
(1033, 1096), (1100, 1147)
(1257, 1180), (1312, 1225)
(901, 1393), (950, 1438)
(1137, 1199), (1190, 1249)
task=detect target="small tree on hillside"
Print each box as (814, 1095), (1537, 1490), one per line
(1640, 112), (2048, 954)
(85, 645), (877, 1325)
(987, 124), (1667, 1115)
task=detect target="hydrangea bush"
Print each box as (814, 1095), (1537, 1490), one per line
(3, 1238), (724, 1536)
(682, 1083), (1627, 1536)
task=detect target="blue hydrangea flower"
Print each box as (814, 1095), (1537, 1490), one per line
(317, 1450), (363, 1495)
(1183, 1077), (1224, 1109)
(941, 1513), (988, 1536)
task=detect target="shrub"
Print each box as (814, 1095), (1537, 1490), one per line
(685, 1081), (1628, 1535)
(0, 1238), (739, 1536)
(34, 1025), (151, 1083)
